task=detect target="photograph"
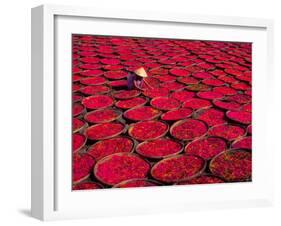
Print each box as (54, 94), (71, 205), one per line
(71, 34), (252, 190)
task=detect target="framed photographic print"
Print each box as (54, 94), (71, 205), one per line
(31, 4), (274, 221)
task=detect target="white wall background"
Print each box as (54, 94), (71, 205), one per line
(0, 0), (280, 225)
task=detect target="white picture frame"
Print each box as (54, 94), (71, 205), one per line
(31, 4), (274, 221)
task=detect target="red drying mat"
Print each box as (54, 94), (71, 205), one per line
(94, 153), (150, 186)
(208, 124), (246, 141)
(213, 99), (241, 111)
(128, 121), (169, 141)
(170, 119), (208, 141)
(80, 77), (107, 86)
(72, 103), (85, 117)
(114, 179), (160, 188)
(73, 182), (103, 190)
(185, 136), (227, 160)
(183, 98), (212, 110)
(84, 108), (122, 124)
(151, 155), (206, 183)
(82, 95), (114, 109)
(72, 133), (87, 153)
(112, 90), (140, 99)
(80, 85), (110, 96)
(161, 108), (193, 121)
(136, 138), (183, 159)
(123, 106), (161, 121)
(176, 175), (224, 185)
(226, 110), (252, 124)
(115, 97), (147, 109)
(73, 118), (87, 133)
(170, 90), (195, 102)
(195, 108), (226, 127)
(150, 97), (181, 111)
(209, 150), (252, 182)
(79, 69), (103, 77)
(231, 136), (252, 150)
(85, 122), (126, 140)
(87, 137), (134, 161)
(72, 154), (95, 184)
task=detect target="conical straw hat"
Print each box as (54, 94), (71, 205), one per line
(134, 67), (148, 78)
